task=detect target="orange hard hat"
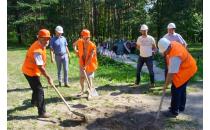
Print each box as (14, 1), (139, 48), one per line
(81, 29), (91, 38)
(38, 29), (51, 38)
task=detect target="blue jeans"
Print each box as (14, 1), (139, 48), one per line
(170, 81), (188, 115)
(135, 56), (154, 84)
(55, 54), (69, 84)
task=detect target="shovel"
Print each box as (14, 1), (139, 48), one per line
(51, 84), (86, 121)
(83, 69), (99, 97)
(140, 85), (167, 130)
(155, 85), (167, 122)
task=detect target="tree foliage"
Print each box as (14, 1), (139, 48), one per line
(8, 0), (203, 45)
(149, 0), (203, 42)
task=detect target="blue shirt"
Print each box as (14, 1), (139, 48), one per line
(164, 33), (187, 46)
(50, 36), (68, 55)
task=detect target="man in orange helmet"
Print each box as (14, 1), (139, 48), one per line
(22, 29), (54, 118)
(73, 29), (98, 99)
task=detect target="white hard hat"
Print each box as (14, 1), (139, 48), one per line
(167, 23), (176, 29)
(158, 38), (170, 53)
(140, 24), (148, 31)
(55, 25), (64, 33)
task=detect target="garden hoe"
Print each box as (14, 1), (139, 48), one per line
(51, 84), (87, 122)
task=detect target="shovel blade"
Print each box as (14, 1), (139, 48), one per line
(91, 89), (99, 97)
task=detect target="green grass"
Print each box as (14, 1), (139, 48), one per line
(164, 117), (201, 130)
(188, 44), (203, 81)
(97, 55), (150, 83)
(7, 45), (202, 129)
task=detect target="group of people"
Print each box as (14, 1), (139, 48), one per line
(21, 22), (197, 119)
(22, 26), (98, 118)
(135, 23), (197, 117)
(98, 39), (136, 58)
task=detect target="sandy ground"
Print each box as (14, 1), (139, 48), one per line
(32, 83), (202, 130)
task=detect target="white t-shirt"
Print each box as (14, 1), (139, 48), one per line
(34, 53), (44, 65)
(136, 35), (155, 57)
(168, 56), (181, 73)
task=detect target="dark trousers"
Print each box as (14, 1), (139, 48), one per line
(135, 56), (154, 84)
(170, 81), (188, 115)
(24, 74), (46, 115)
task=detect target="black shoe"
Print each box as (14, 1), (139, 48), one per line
(64, 83), (70, 87)
(133, 81), (140, 87)
(163, 111), (178, 118)
(38, 113), (51, 118)
(179, 108), (185, 112)
(169, 107), (184, 112)
(58, 82), (62, 87)
(150, 83), (155, 88)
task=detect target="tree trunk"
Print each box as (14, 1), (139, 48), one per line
(16, 25), (22, 44)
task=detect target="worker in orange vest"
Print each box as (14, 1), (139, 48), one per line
(73, 29), (98, 99)
(158, 38), (197, 117)
(22, 29), (54, 118)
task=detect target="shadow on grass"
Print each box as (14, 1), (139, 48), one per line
(8, 96), (84, 117)
(7, 115), (37, 121)
(96, 83), (169, 96)
(7, 88), (31, 93)
(7, 104), (32, 116)
(59, 119), (84, 127)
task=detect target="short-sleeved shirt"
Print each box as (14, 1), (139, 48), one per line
(34, 53), (44, 66)
(50, 36), (68, 55)
(168, 56), (181, 73)
(164, 33), (187, 46)
(136, 35), (156, 57)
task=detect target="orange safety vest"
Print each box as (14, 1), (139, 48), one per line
(76, 38), (98, 73)
(166, 41), (197, 88)
(22, 41), (47, 76)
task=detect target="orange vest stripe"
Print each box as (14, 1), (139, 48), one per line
(22, 41), (47, 76)
(166, 41), (197, 88)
